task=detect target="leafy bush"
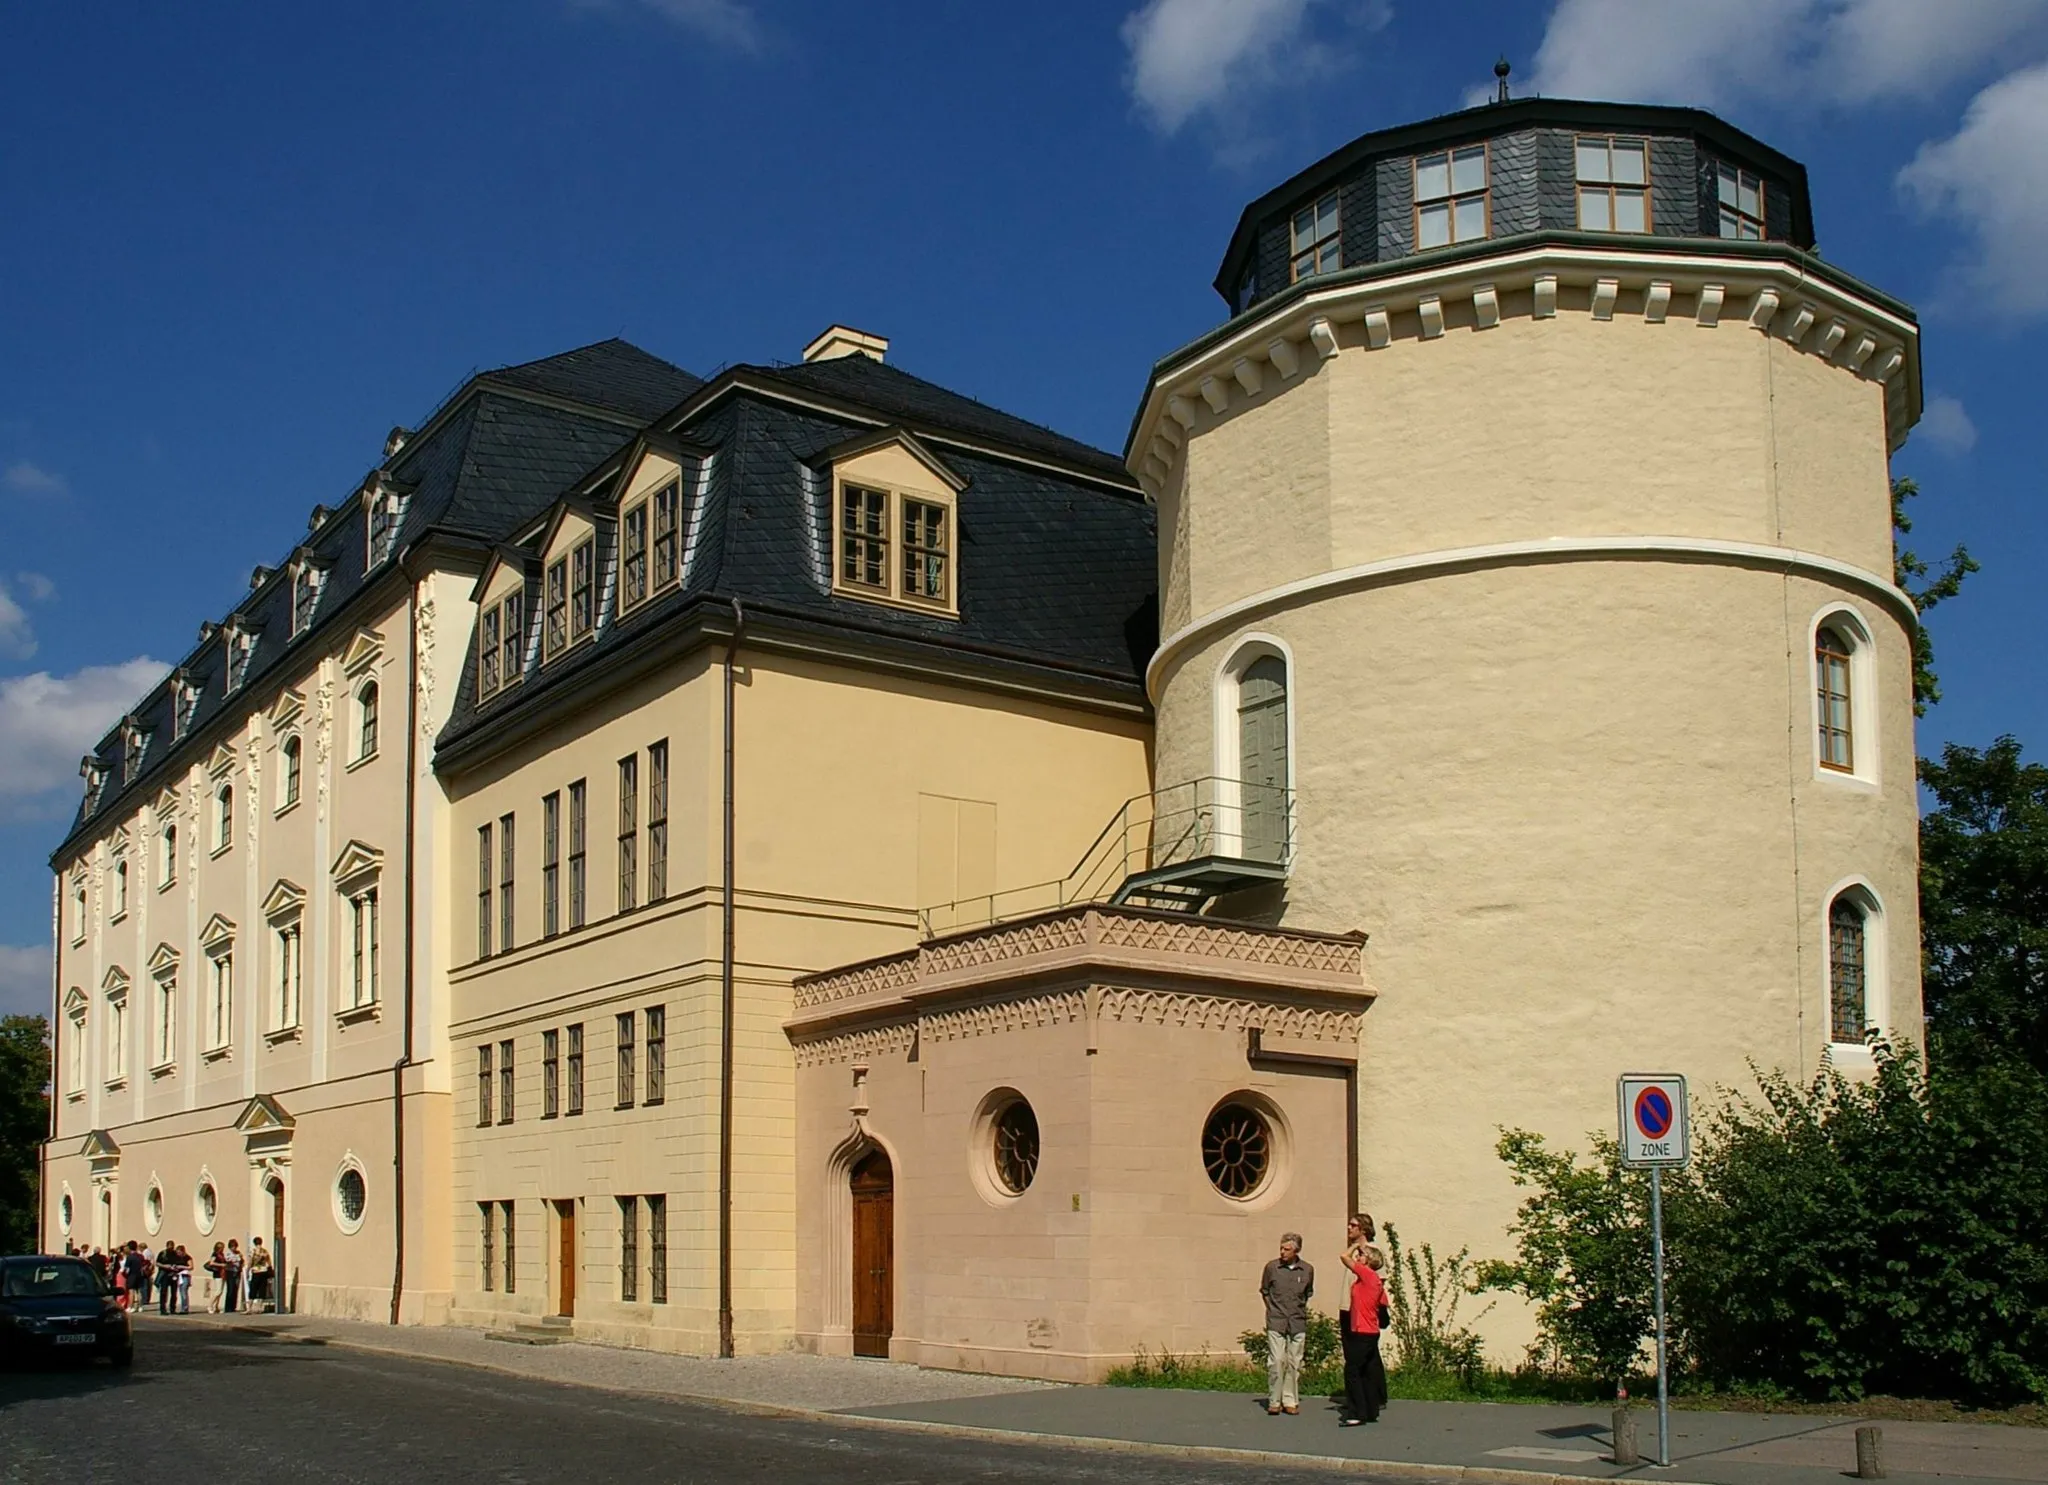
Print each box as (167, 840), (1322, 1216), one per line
(1238, 1309), (1343, 1376)
(1383, 1223), (1491, 1384)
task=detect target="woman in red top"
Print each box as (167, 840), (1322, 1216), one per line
(1340, 1237), (1388, 1425)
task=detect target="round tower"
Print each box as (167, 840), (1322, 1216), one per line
(1126, 97), (1924, 1346)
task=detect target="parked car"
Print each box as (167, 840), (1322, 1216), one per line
(0, 1255), (133, 1367)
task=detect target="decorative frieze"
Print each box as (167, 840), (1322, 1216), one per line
(793, 1022), (915, 1069)
(921, 991), (1085, 1044)
(1095, 987), (1362, 1043)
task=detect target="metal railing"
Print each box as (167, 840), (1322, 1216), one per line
(919, 776), (1293, 937)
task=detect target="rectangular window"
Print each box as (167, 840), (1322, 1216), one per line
(615, 1011), (635, 1110)
(274, 922), (301, 1030)
(207, 952), (232, 1051)
(840, 485), (889, 590)
(648, 1194), (667, 1304)
(544, 557), (569, 659)
(349, 888), (379, 1007)
(568, 780), (587, 929)
(499, 812), (516, 953)
(292, 567), (320, 635)
(478, 1044), (493, 1127)
(227, 629), (252, 691)
(567, 1022), (584, 1115)
(1289, 192), (1340, 281)
(498, 1037), (515, 1124)
(645, 1004), (665, 1106)
(480, 1202), (496, 1291)
(646, 742), (668, 905)
(1576, 135), (1649, 232)
(502, 1200), (516, 1293)
(542, 791), (561, 938)
(1718, 162), (1765, 239)
(621, 502), (648, 609)
(618, 1195), (639, 1302)
(617, 754), (638, 914)
(479, 606), (501, 697)
(652, 480), (680, 590)
(570, 539), (595, 641)
(901, 498), (949, 604)
(1415, 144), (1489, 249)
(154, 970), (176, 1067)
(500, 593), (523, 686)
(477, 823), (493, 959)
(542, 1028), (560, 1119)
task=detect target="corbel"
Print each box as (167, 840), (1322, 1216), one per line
(1471, 284), (1500, 330)
(1267, 337), (1300, 379)
(1747, 288), (1780, 331)
(1416, 295), (1445, 340)
(1232, 357), (1263, 397)
(1643, 282), (1672, 324)
(1590, 278), (1619, 321)
(1696, 284), (1725, 327)
(1200, 376), (1229, 414)
(1532, 274), (1558, 319)
(1360, 308), (1390, 350)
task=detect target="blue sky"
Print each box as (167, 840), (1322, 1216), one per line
(1, 0), (2043, 1014)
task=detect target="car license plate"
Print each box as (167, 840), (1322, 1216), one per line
(54, 1333), (96, 1346)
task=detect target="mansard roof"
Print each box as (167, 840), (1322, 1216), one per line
(56, 340), (700, 863)
(435, 359), (1158, 766)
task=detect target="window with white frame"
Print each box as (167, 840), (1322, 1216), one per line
(273, 917), (302, 1032)
(64, 992), (86, 1094)
(292, 563), (324, 636)
(1576, 136), (1649, 232)
(621, 501), (648, 609)
(544, 555), (570, 660)
(1816, 624), (1855, 771)
(367, 484), (405, 567)
(1717, 162), (1764, 239)
(1828, 891), (1873, 1046)
(1289, 192), (1340, 282)
(478, 588), (525, 700)
(174, 678), (200, 738)
(278, 734), (302, 810)
(103, 978), (128, 1085)
(347, 884), (380, 1009)
(569, 538), (595, 643)
(112, 857), (129, 919)
(158, 819), (177, 888)
(69, 875), (86, 944)
(226, 625), (254, 690)
(214, 784), (234, 853)
(1415, 144), (1489, 248)
(652, 480), (681, 590)
(356, 681), (379, 762)
(122, 725), (148, 785)
(152, 961), (178, 1070)
(206, 946), (233, 1053)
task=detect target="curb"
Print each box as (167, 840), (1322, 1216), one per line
(198, 1320), (1710, 1485)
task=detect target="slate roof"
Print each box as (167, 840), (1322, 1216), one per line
(437, 365), (1157, 757)
(57, 340), (699, 859)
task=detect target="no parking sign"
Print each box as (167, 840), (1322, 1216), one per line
(1618, 1074), (1690, 1167)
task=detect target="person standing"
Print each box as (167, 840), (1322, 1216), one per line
(247, 1237), (274, 1313)
(1340, 1240), (1388, 1426)
(173, 1244), (194, 1313)
(204, 1242), (228, 1312)
(223, 1239), (245, 1313)
(155, 1240), (179, 1314)
(124, 1243), (149, 1315)
(1258, 1232), (1315, 1416)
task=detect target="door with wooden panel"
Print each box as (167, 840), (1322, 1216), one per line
(1237, 656), (1289, 863)
(554, 1199), (577, 1317)
(850, 1151), (893, 1358)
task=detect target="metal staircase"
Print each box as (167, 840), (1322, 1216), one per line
(920, 777), (1292, 936)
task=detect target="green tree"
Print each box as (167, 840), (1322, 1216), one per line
(1891, 475), (1976, 715)
(1918, 736), (2048, 1074)
(0, 1015), (51, 1255)
(1474, 1130), (1653, 1390)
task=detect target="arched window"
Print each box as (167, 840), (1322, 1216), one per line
(1236, 655), (1289, 863)
(1828, 894), (1869, 1046)
(160, 822), (177, 886)
(113, 858), (129, 917)
(215, 785), (234, 851)
(1816, 625), (1854, 771)
(357, 682), (379, 761)
(279, 735), (302, 809)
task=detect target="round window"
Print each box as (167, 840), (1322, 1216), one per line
(1202, 1102), (1273, 1200)
(992, 1099), (1040, 1195)
(59, 1193), (73, 1234)
(333, 1162), (367, 1235)
(195, 1179), (218, 1235)
(144, 1184), (165, 1235)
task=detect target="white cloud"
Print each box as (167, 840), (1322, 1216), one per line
(14, 573), (53, 603)
(3, 461), (66, 496)
(1121, 0), (1388, 136)
(1898, 61), (2048, 316)
(1521, 0), (2048, 110)
(0, 943), (51, 1018)
(570, 0), (761, 51)
(1916, 393), (1978, 455)
(0, 584), (36, 661)
(0, 658), (167, 821)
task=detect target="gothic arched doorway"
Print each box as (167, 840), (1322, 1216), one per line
(850, 1149), (893, 1358)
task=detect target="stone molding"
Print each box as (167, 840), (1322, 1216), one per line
(792, 1021), (916, 1069)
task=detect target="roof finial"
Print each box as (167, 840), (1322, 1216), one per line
(1494, 55), (1512, 104)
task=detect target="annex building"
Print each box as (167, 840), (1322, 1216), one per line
(40, 95), (1925, 1378)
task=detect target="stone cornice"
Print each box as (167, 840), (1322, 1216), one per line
(1146, 535), (1917, 702)
(1127, 240), (1923, 479)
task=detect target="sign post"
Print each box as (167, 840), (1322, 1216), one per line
(1618, 1074), (1689, 1469)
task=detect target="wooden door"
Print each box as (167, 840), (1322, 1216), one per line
(1237, 656), (1289, 862)
(268, 1178), (287, 1313)
(850, 1151), (893, 1358)
(554, 1200), (577, 1317)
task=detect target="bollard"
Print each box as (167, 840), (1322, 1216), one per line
(1612, 1406), (1640, 1467)
(1855, 1425), (1885, 1480)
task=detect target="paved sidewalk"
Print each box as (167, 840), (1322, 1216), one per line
(151, 1310), (2045, 1485)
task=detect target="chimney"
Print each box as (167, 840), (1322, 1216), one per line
(802, 325), (889, 364)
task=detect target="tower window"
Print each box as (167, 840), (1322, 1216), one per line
(1415, 145), (1488, 249)
(1816, 625), (1854, 772)
(1717, 163), (1764, 240)
(1290, 193), (1340, 281)
(1577, 136), (1649, 232)
(1828, 895), (1868, 1046)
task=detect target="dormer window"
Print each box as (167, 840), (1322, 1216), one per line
(1717, 163), (1764, 239)
(1415, 144), (1489, 249)
(570, 539), (595, 641)
(478, 589), (524, 700)
(292, 562), (325, 636)
(1290, 193), (1340, 282)
(830, 465), (959, 616)
(225, 625), (255, 690)
(544, 556), (569, 659)
(82, 759), (108, 812)
(122, 725), (149, 785)
(1235, 266), (1259, 315)
(652, 481), (681, 589)
(173, 677), (199, 739)
(366, 481), (407, 567)
(902, 498), (949, 603)
(621, 502), (648, 608)
(1577, 136), (1649, 232)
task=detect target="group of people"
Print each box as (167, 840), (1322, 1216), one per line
(66, 1237), (278, 1314)
(1257, 1213), (1390, 1427)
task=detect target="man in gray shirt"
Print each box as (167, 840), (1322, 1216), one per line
(1259, 1233), (1315, 1415)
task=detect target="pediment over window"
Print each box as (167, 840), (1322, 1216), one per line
(816, 427), (969, 493)
(63, 986), (88, 1016)
(233, 1093), (295, 1136)
(106, 826), (130, 853)
(200, 913), (236, 950)
(80, 1128), (121, 1159)
(269, 687), (305, 729)
(153, 787), (180, 818)
(340, 627), (385, 677)
(101, 967), (129, 998)
(330, 839), (384, 888)
(613, 433), (710, 511)
(262, 878), (307, 920)
(471, 547), (532, 607)
(147, 942), (181, 976)
(535, 499), (599, 569)
(207, 743), (239, 779)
